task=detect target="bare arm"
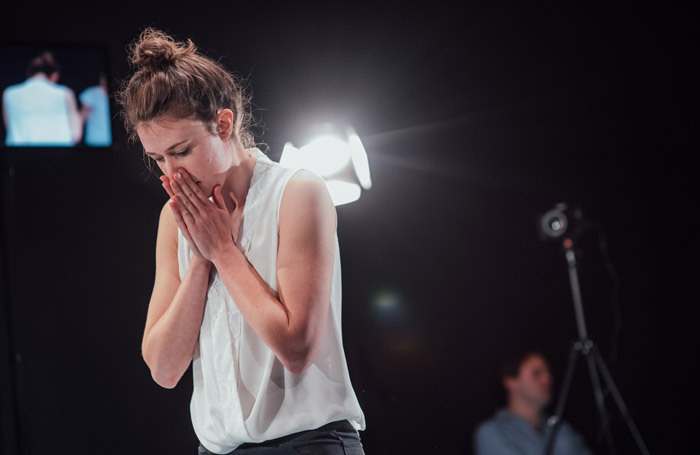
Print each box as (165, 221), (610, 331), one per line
(80, 104), (93, 123)
(210, 170), (337, 374)
(141, 202), (213, 388)
(2, 98), (7, 130)
(65, 89), (83, 145)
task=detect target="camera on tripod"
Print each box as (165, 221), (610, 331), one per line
(536, 202), (651, 455)
(538, 202), (590, 242)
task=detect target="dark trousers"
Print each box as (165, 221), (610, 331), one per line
(197, 420), (364, 455)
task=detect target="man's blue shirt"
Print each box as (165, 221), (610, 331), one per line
(474, 409), (592, 455)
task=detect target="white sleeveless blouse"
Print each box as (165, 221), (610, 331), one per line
(177, 148), (365, 453)
(3, 77), (73, 146)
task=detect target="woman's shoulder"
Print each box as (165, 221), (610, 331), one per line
(283, 169), (331, 208)
(286, 168), (325, 186)
(279, 169), (336, 231)
(157, 199), (179, 246)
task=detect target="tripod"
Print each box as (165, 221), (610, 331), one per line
(543, 237), (651, 455)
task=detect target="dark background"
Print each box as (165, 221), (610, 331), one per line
(1, 0), (698, 453)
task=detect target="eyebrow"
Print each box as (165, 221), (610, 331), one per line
(144, 140), (188, 157)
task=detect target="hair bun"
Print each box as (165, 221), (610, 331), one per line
(129, 27), (195, 72)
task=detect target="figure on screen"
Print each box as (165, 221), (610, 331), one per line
(2, 51), (83, 146)
(474, 350), (591, 455)
(79, 73), (112, 146)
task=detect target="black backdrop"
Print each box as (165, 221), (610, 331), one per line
(1, 1), (698, 454)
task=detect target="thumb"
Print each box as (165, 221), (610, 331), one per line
(213, 185), (226, 210)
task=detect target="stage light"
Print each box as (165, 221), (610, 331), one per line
(371, 288), (407, 327)
(324, 181), (362, 206)
(347, 126), (372, 190)
(280, 124), (372, 206)
(374, 289), (400, 310)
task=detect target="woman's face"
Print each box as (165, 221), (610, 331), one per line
(138, 116), (232, 199)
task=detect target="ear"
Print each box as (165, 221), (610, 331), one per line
(503, 376), (516, 392)
(215, 109), (235, 142)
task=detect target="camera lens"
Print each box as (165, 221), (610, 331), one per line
(550, 217), (564, 232)
(541, 209), (568, 238)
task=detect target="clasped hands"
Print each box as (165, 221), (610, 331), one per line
(161, 169), (238, 264)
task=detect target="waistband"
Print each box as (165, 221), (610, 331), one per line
(235, 420), (356, 449)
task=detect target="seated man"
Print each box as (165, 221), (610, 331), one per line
(474, 350), (591, 455)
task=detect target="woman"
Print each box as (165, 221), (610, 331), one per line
(118, 28), (366, 454)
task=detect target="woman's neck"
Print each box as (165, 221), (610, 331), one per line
(221, 148), (257, 214)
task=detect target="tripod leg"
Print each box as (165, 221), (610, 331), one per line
(592, 349), (651, 455)
(585, 348), (616, 454)
(544, 343), (580, 455)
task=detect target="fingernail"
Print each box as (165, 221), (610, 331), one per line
(175, 173), (182, 180)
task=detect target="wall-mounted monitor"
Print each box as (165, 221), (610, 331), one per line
(0, 43), (113, 149)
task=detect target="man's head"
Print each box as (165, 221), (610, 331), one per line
(500, 351), (553, 411)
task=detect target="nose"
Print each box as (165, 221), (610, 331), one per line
(160, 158), (175, 179)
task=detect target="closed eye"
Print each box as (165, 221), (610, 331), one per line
(150, 148), (190, 163)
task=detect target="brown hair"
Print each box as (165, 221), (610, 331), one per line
(499, 349), (546, 380)
(117, 27), (254, 149)
(26, 51), (60, 78)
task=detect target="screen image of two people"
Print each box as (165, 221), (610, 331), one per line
(2, 51), (111, 147)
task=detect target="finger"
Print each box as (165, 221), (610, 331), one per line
(162, 182), (174, 199)
(162, 182), (175, 199)
(172, 175), (203, 215)
(173, 196), (197, 229)
(171, 180), (200, 217)
(170, 202), (204, 258)
(161, 176), (175, 199)
(213, 185), (226, 211)
(177, 170), (209, 206)
(173, 171), (207, 210)
(169, 200), (191, 233)
(173, 173), (204, 210)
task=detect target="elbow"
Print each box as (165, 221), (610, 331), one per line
(284, 356), (313, 375)
(152, 370), (180, 389)
(143, 352), (181, 389)
(282, 338), (321, 375)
